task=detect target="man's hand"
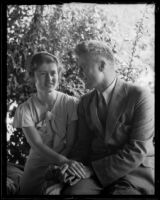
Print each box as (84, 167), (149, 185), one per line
(66, 160), (94, 179)
(57, 162), (94, 186)
(81, 165), (94, 179)
(52, 163), (81, 186)
(66, 160), (86, 179)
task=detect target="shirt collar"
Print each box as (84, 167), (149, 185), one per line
(97, 77), (117, 105)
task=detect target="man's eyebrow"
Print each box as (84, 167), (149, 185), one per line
(79, 64), (83, 68)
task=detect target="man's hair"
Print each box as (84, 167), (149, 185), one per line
(75, 40), (114, 63)
(29, 51), (63, 77)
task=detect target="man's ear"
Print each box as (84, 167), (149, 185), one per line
(99, 60), (105, 72)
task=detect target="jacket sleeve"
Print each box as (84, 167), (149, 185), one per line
(92, 88), (154, 187)
(69, 97), (93, 164)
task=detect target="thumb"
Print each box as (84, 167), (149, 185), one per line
(60, 163), (69, 174)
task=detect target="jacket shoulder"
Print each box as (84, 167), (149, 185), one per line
(81, 89), (96, 104)
(122, 80), (153, 103)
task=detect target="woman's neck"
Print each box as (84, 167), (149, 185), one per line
(36, 90), (57, 106)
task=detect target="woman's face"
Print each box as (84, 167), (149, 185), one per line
(34, 62), (59, 94)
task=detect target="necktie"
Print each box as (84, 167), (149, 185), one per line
(97, 91), (108, 130)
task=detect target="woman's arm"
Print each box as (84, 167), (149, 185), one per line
(22, 126), (69, 166)
(60, 120), (77, 157)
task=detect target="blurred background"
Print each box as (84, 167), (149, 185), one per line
(7, 3), (155, 165)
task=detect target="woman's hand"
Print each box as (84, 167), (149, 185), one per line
(45, 183), (64, 195)
(58, 155), (69, 165)
(7, 177), (17, 194)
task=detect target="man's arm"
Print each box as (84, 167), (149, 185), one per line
(92, 88), (154, 187)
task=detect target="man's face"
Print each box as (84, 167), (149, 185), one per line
(77, 54), (103, 89)
(34, 62), (59, 94)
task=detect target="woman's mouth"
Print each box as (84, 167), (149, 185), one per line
(46, 83), (54, 87)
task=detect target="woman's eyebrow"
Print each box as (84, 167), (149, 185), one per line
(38, 71), (47, 73)
(38, 70), (57, 73)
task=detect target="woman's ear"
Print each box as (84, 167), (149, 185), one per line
(29, 73), (36, 87)
(99, 60), (105, 72)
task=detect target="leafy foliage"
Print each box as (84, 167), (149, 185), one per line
(7, 4), (154, 165)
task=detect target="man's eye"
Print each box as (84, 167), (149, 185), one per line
(50, 72), (56, 76)
(79, 68), (85, 77)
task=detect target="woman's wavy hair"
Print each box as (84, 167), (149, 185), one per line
(28, 51), (64, 78)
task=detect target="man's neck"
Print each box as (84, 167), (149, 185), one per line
(97, 76), (116, 93)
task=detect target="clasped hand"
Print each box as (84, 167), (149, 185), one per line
(44, 161), (94, 195)
(59, 160), (93, 185)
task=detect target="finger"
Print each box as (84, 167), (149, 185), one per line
(69, 166), (83, 178)
(10, 182), (16, 191)
(7, 178), (14, 185)
(67, 168), (76, 176)
(46, 185), (57, 194)
(59, 172), (68, 183)
(60, 164), (69, 174)
(74, 163), (86, 178)
(10, 184), (16, 194)
(47, 183), (62, 195)
(79, 162), (85, 168)
(68, 166), (79, 177)
(70, 177), (81, 186)
(49, 189), (61, 195)
(60, 163), (67, 170)
(49, 190), (59, 195)
(60, 163), (68, 171)
(48, 187), (61, 195)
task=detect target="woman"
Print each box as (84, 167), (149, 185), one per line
(13, 52), (85, 195)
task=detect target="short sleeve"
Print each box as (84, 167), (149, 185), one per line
(13, 102), (35, 128)
(66, 96), (79, 124)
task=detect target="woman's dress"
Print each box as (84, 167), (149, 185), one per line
(13, 91), (78, 194)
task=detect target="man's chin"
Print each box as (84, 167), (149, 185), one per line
(85, 82), (94, 90)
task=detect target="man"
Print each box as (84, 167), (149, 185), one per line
(61, 40), (154, 195)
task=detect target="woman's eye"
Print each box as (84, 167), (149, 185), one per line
(41, 73), (46, 76)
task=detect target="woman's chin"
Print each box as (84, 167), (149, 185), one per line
(47, 88), (55, 93)
(43, 87), (55, 94)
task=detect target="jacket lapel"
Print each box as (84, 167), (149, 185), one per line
(105, 78), (127, 141)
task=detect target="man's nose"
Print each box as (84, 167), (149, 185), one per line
(79, 69), (85, 78)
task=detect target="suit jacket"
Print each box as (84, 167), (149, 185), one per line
(70, 77), (154, 194)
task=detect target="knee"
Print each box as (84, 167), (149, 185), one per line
(62, 186), (80, 195)
(112, 188), (141, 195)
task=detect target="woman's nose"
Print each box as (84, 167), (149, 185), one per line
(46, 73), (52, 81)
